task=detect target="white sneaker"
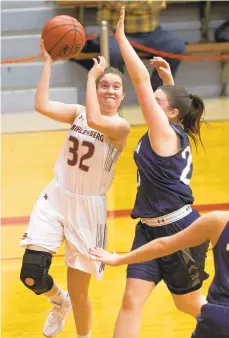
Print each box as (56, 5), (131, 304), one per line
(43, 292), (72, 337)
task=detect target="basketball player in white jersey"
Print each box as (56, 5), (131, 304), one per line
(19, 40), (130, 338)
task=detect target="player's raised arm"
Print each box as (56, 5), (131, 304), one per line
(114, 7), (176, 145)
(34, 40), (83, 124)
(89, 211), (229, 266)
(86, 56), (130, 144)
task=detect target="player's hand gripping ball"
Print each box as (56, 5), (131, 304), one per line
(41, 15), (86, 60)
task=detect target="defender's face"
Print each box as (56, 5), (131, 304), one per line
(154, 89), (178, 120)
(97, 74), (124, 113)
(154, 88), (170, 116)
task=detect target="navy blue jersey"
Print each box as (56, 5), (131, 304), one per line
(207, 221), (229, 306)
(131, 125), (194, 218)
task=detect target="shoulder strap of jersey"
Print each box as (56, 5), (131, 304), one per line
(170, 124), (188, 149)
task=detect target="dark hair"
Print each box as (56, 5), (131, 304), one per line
(96, 67), (126, 93)
(159, 85), (205, 148)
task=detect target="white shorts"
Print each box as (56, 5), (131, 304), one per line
(20, 179), (107, 280)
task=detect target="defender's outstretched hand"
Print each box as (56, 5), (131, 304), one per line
(150, 56), (174, 85)
(115, 7), (125, 40)
(89, 248), (121, 266)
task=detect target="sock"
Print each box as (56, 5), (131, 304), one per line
(49, 286), (66, 305)
(77, 332), (91, 338)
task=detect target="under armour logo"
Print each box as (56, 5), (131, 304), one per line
(157, 219), (165, 224)
(44, 194), (48, 200)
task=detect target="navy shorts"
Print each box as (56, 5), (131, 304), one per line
(127, 209), (209, 295)
(191, 303), (229, 338)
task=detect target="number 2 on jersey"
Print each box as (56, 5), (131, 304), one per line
(68, 135), (95, 172)
(180, 145), (192, 185)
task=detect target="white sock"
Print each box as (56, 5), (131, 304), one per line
(77, 332), (91, 338)
(49, 286), (66, 305)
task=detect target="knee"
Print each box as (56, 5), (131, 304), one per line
(71, 294), (90, 309)
(174, 298), (202, 318)
(121, 291), (144, 312)
(20, 249), (53, 295)
(174, 300), (189, 314)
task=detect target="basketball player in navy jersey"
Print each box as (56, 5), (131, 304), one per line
(89, 8), (210, 338)
(90, 211), (229, 338)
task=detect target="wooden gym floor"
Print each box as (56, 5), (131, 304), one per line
(1, 98), (229, 338)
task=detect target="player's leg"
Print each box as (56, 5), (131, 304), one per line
(171, 289), (207, 318)
(65, 194), (107, 338)
(170, 241), (209, 317)
(167, 245), (208, 317)
(114, 278), (155, 338)
(21, 244), (64, 303)
(162, 210), (209, 318)
(20, 245), (54, 296)
(20, 244), (71, 337)
(67, 268), (92, 338)
(20, 180), (68, 337)
(113, 221), (161, 338)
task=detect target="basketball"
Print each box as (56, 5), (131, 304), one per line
(41, 15), (86, 60)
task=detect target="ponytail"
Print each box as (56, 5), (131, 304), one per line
(159, 85), (206, 150)
(181, 94), (205, 149)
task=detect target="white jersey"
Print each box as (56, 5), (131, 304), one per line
(54, 109), (121, 195)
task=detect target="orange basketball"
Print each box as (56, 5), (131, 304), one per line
(41, 15), (86, 60)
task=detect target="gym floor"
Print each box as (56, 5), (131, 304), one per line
(1, 98), (229, 338)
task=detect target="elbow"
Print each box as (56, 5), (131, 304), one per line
(34, 103), (42, 113)
(158, 237), (168, 249)
(156, 237), (173, 257)
(34, 104), (45, 115)
(34, 102), (49, 115)
(134, 74), (151, 87)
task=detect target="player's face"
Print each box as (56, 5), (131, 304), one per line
(97, 74), (124, 113)
(154, 89), (179, 120)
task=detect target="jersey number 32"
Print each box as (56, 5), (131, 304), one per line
(67, 136), (95, 172)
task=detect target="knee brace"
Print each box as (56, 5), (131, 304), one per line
(20, 249), (54, 295)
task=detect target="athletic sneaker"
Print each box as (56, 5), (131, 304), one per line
(43, 291), (72, 337)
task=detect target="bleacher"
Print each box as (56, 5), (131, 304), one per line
(1, 0), (229, 114)
(57, 0), (229, 96)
